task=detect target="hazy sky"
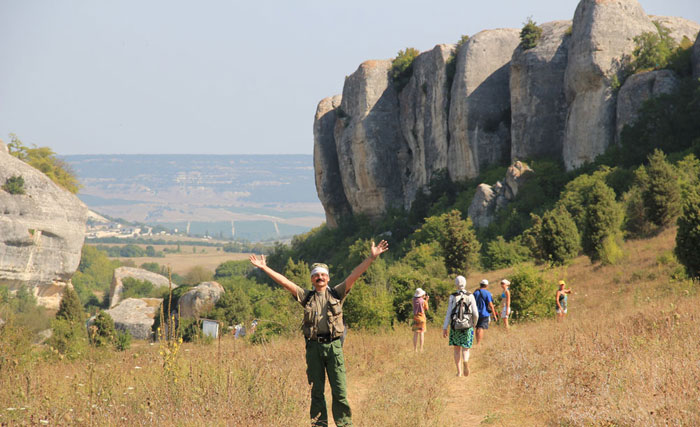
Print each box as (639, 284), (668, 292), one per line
(0, 1), (697, 155)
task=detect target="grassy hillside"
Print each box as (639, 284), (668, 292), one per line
(1, 227), (697, 425)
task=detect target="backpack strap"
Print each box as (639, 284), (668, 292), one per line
(301, 286), (342, 307)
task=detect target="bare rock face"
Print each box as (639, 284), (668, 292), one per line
(693, 32), (700, 79)
(178, 281), (224, 319)
(510, 21), (571, 161)
(109, 266), (172, 308)
(0, 147), (87, 307)
(616, 70), (680, 141)
(563, 0), (656, 170)
(468, 161), (533, 228)
(103, 297), (162, 340)
(649, 16), (700, 44)
(399, 44), (455, 203)
(313, 95), (352, 228)
(448, 29), (520, 180)
(333, 60), (407, 220)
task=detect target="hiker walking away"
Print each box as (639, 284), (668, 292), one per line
(412, 288), (429, 352)
(473, 279), (498, 345)
(556, 280), (571, 323)
(442, 276), (479, 377)
(249, 240), (389, 427)
(500, 279), (511, 330)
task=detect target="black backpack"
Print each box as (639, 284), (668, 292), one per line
(450, 291), (474, 330)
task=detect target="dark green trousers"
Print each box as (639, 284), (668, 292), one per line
(305, 339), (352, 426)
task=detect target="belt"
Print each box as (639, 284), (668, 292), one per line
(307, 335), (339, 344)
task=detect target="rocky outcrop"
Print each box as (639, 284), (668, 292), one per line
(650, 16), (700, 44)
(563, 0), (656, 170)
(178, 281), (224, 319)
(468, 161), (533, 228)
(448, 29), (520, 180)
(104, 297), (162, 340)
(510, 21), (571, 161)
(0, 144), (87, 308)
(399, 44), (455, 203)
(314, 95), (352, 228)
(333, 60), (407, 220)
(616, 70), (680, 141)
(109, 266), (172, 308)
(694, 32), (700, 79)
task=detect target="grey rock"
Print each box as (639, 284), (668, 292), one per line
(468, 161), (533, 228)
(178, 281), (224, 319)
(399, 44), (455, 203)
(313, 95), (352, 228)
(109, 266), (172, 308)
(649, 16), (699, 44)
(334, 60), (407, 220)
(0, 148), (87, 308)
(563, 0), (656, 170)
(448, 28), (520, 180)
(35, 328), (53, 344)
(103, 297), (162, 340)
(616, 70), (680, 141)
(694, 32), (700, 79)
(510, 21), (571, 161)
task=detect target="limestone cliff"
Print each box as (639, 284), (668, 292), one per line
(0, 142), (87, 308)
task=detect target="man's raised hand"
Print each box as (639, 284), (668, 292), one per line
(249, 254), (267, 269)
(371, 240), (389, 259)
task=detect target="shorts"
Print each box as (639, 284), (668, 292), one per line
(501, 306), (511, 319)
(476, 316), (490, 330)
(449, 328), (474, 348)
(412, 314), (427, 332)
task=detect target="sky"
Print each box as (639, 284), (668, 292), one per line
(0, 0), (698, 156)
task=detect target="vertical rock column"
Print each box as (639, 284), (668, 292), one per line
(563, 0), (655, 170)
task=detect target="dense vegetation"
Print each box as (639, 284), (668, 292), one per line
(7, 133), (80, 193)
(390, 47), (420, 92)
(2, 175), (25, 195)
(519, 17), (543, 50)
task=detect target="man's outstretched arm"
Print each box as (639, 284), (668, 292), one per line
(343, 240), (389, 292)
(249, 254), (298, 296)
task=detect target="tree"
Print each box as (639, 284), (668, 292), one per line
(440, 210), (481, 276)
(508, 265), (553, 321)
(675, 187), (700, 278)
(539, 205), (581, 265)
(629, 23), (676, 73)
(7, 134), (80, 193)
(640, 150), (681, 228)
(390, 47), (420, 92)
(56, 285), (85, 324)
(204, 281), (253, 329)
(90, 311), (116, 347)
(520, 17), (543, 50)
(183, 266), (213, 285)
(283, 258), (311, 287)
(582, 181), (623, 262)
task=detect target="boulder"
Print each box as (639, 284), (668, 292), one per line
(510, 21), (571, 161)
(563, 0), (656, 170)
(333, 60), (408, 220)
(694, 32), (700, 79)
(399, 44), (455, 204)
(313, 95), (352, 228)
(616, 70), (680, 141)
(468, 161), (533, 228)
(109, 266), (172, 308)
(448, 28), (520, 180)
(178, 281), (224, 319)
(0, 146), (88, 308)
(103, 297), (162, 340)
(649, 16), (699, 44)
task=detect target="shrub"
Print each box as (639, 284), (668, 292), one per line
(343, 279), (394, 329)
(539, 205), (581, 265)
(520, 17), (543, 50)
(581, 180), (624, 262)
(90, 311), (116, 347)
(508, 264), (553, 321)
(121, 277), (164, 299)
(629, 23), (676, 74)
(2, 175), (25, 195)
(183, 266), (213, 285)
(48, 318), (89, 359)
(483, 236), (530, 270)
(675, 187), (700, 278)
(640, 150), (681, 228)
(390, 47), (420, 92)
(441, 210), (481, 276)
(7, 133), (80, 193)
(114, 329), (132, 351)
(203, 281), (253, 330)
(56, 286), (85, 324)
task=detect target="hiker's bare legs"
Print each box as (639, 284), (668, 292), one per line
(418, 331), (425, 352)
(413, 331), (419, 351)
(475, 328), (484, 345)
(461, 348), (470, 376)
(452, 346), (463, 376)
(503, 317), (510, 329)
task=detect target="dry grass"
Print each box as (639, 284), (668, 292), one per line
(119, 251), (250, 275)
(2, 228), (698, 425)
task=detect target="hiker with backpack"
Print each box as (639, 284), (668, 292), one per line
(412, 288), (429, 352)
(249, 239), (389, 427)
(473, 279), (498, 345)
(442, 276), (479, 377)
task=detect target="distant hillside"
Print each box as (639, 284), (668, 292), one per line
(62, 154), (324, 241)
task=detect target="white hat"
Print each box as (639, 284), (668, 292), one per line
(500, 279), (510, 285)
(455, 276), (467, 290)
(480, 279), (489, 286)
(414, 288), (426, 298)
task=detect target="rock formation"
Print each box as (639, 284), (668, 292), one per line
(399, 44), (455, 204)
(103, 297), (162, 340)
(0, 142), (88, 309)
(510, 21), (571, 161)
(650, 16), (700, 44)
(178, 281), (224, 319)
(616, 70), (680, 141)
(109, 266), (172, 308)
(563, 0), (656, 170)
(468, 161), (533, 228)
(448, 29), (520, 180)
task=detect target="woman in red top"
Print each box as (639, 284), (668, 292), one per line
(412, 288), (429, 352)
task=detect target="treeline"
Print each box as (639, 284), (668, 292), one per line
(88, 237), (268, 254)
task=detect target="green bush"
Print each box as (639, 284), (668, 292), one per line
(520, 17), (543, 50)
(538, 206), (581, 265)
(121, 277), (165, 299)
(629, 23), (676, 74)
(56, 286), (85, 324)
(7, 133), (80, 193)
(114, 330), (132, 351)
(90, 311), (116, 348)
(2, 175), (25, 195)
(48, 318), (89, 359)
(203, 281), (253, 330)
(482, 236), (530, 270)
(508, 264), (553, 321)
(343, 279), (394, 329)
(675, 187), (700, 278)
(390, 47), (420, 92)
(441, 210), (481, 276)
(639, 150), (681, 228)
